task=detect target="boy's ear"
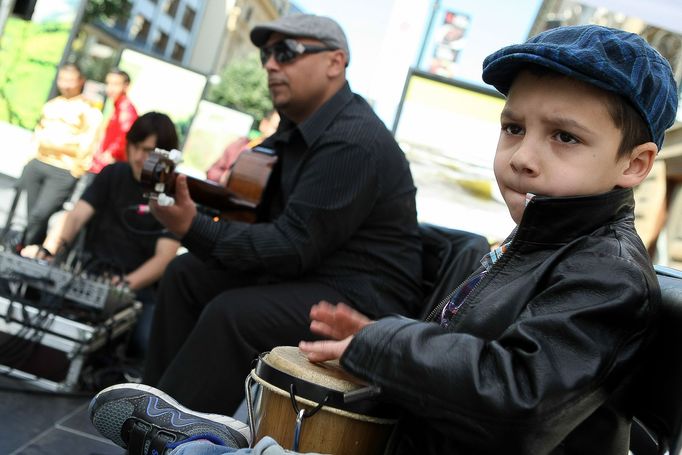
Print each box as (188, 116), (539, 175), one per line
(617, 142), (658, 188)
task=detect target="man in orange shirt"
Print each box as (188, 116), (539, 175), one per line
(19, 63), (102, 245)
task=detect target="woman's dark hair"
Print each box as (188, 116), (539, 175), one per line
(126, 112), (179, 151)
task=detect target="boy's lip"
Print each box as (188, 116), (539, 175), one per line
(506, 184), (527, 196)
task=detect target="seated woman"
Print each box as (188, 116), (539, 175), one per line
(22, 112), (181, 360)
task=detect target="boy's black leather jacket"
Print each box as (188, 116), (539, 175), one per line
(342, 188), (659, 454)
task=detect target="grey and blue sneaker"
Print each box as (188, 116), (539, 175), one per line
(89, 383), (250, 455)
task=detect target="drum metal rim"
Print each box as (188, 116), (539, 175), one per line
(250, 367), (396, 425)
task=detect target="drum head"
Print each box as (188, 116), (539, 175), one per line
(253, 346), (393, 419)
(264, 346), (364, 393)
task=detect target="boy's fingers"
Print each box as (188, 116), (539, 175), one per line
(309, 320), (335, 338)
(299, 339), (346, 363)
(310, 300), (335, 317)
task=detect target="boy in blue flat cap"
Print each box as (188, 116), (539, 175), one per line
(88, 24), (678, 455)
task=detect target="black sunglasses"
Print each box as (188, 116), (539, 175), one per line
(260, 39), (336, 65)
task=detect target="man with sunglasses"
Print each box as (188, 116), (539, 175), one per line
(143, 14), (423, 418)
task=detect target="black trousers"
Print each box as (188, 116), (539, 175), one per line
(143, 253), (347, 415)
(18, 159), (77, 245)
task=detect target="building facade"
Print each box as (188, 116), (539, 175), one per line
(81, 0), (289, 76)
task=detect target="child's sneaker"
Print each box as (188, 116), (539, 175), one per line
(89, 383), (250, 455)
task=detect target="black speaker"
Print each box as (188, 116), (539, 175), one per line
(12, 0), (38, 21)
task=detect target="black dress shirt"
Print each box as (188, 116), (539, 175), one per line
(184, 83), (422, 318)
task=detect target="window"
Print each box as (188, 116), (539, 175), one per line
(153, 31), (169, 54)
(182, 6), (196, 30)
(130, 15), (151, 44)
(164, 0), (180, 16)
(171, 43), (185, 61)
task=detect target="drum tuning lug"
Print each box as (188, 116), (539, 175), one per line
(343, 385), (382, 403)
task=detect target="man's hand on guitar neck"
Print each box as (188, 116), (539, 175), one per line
(150, 174), (197, 238)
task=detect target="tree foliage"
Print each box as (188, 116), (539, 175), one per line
(83, 0), (131, 26)
(206, 52), (272, 121)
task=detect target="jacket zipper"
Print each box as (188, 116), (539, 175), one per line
(424, 285), (461, 322)
(424, 232), (518, 324)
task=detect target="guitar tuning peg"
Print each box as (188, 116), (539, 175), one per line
(168, 149), (183, 164)
(157, 193), (176, 206)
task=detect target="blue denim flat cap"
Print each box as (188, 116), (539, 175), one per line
(482, 25), (678, 150)
(250, 14), (350, 63)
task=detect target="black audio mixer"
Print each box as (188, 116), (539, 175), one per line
(0, 251), (135, 314)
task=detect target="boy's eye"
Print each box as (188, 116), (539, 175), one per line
(502, 124), (524, 135)
(555, 131), (579, 144)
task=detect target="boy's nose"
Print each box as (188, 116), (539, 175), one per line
(509, 139), (540, 177)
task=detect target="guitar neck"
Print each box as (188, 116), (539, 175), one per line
(178, 174), (257, 212)
(141, 149), (273, 221)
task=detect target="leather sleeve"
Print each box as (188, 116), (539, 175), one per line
(341, 253), (655, 447)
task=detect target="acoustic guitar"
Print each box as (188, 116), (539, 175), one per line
(140, 146), (278, 222)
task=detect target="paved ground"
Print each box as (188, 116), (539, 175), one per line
(0, 172), (126, 454)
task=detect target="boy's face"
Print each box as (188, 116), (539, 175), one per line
(105, 73), (128, 100)
(494, 71), (633, 224)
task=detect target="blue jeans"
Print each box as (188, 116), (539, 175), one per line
(168, 437), (324, 455)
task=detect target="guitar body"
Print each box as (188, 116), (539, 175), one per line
(226, 148), (279, 209)
(141, 147), (278, 223)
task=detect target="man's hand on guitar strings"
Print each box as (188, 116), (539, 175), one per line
(149, 174), (197, 238)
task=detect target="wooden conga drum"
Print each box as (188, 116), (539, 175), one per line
(248, 346), (396, 454)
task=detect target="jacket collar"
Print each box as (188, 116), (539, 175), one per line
(514, 187), (636, 244)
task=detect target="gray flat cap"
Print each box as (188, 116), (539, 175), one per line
(250, 13), (350, 64)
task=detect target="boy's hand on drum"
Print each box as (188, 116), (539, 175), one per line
(299, 337), (352, 363)
(308, 301), (372, 340)
(299, 301), (374, 362)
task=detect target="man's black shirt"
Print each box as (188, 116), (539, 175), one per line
(184, 83), (423, 318)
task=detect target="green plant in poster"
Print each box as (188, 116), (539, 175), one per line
(0, 17), (71, 130)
